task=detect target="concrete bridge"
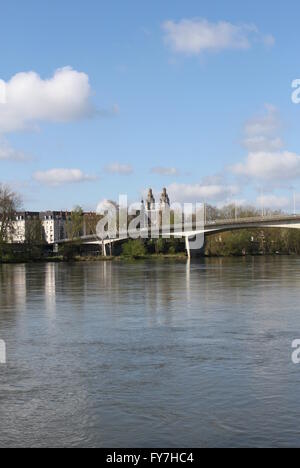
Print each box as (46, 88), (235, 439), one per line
(55, 214), (300, 258)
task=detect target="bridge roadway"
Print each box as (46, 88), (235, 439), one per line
(55, 213), (300, 258)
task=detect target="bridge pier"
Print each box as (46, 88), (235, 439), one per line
(185, 237), (191, 259)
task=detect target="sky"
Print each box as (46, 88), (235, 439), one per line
(1, 0), (300, 212)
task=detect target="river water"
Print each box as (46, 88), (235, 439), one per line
(0, 257), (300, 448)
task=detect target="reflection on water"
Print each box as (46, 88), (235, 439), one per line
(1, 257), (300, 447)
(45, 263), (56, 318)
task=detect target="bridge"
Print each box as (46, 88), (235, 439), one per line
(55, 213), (300, 258)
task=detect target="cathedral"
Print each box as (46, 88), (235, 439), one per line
(143, 188), (170, 212)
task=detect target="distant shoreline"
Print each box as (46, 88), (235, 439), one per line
(0, 253), (187, 264)
(0, 252), (298, 265)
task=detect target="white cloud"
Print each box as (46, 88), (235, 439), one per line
(242, 106), (284, 152)
(256, 194), (289, 210)
(0, 67), (94, 134)
(0, 140), (30, 161)
(162, 19), (274, 55)
(233, 151), (300, 181)
(105, 163), (133, 175)
(167, 182), (239, 203)
(263, 34), (276, 48)
(151, 166), (180, 176)
(96, 199), (119, 215)
(242, 135), (283, 153)
(33, 168), (96, 186)
(233, 105), (300, 183)
(216, 198), (248, 209)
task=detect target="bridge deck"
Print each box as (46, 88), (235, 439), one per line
(205, 213), (300, 227)
(54, 214), (300, 245)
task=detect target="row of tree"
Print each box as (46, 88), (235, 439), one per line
(121, 238), (184, 258)
(120, 228), (300, 259)
(203, 204), (300, 257)
(205, 228), (300, 256)
(205, 203), (282, 221)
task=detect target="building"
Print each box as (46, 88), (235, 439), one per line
(146, 188), (156, 211)
(39, 211), (70, 244)
(1, 189), (171, 245)
(142, 188), (171, 229)
(160, 188), (170, 210)
(0, 211), (70, 244)
(144, 188), (170, 212)
(12, 212), (40, 243)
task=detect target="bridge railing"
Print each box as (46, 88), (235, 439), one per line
(207, 213), (300, 227)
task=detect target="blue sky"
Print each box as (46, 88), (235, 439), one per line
(1, 0), (300, 211)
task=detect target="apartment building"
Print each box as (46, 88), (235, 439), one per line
(0, 211), (70, 244)
(39, 211), (70, 244)
(13, 212), (40, 243)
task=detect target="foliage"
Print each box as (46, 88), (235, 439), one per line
(155, 238), (167, 254)
(204, 228), (300, 257)
(58, 243), (80, 262)
(168, 238), (182, 254)
(0, 243), (46, 263)
(205, 203), (280, 222)
(25, 218), (45, 245)
(66, 206), (84, 241)
(84, 213), (102, 236)
(122, 239), (147, 258)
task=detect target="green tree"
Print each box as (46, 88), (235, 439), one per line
(66, 206), (84, 241)
(287, 229), (300, 254)
(155, 238), (167, 254)
(23, 218), (46, 261)
(25, 218), (45, 245)
(59, 242), (79, 261)
(122, 239), (146, 258)
(168, 238), (182, 254)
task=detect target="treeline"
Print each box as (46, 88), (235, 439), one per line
(205, 229), (300, 257)
(205, 204), (300, 257)
(121, 238), (185, 259)
(205, 203), (282, 221)
(120, 229), (300, 259)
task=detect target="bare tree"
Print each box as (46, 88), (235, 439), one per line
(0, 184), (22, 244)
(25, 218), (45, 245)
(66, 206), (84, 241)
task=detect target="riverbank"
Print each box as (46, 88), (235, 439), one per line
(0, 255), (114, 264)
(1, 252), (300, 265)
(0, 253), (189, 264)
(3, 226), (300, 264)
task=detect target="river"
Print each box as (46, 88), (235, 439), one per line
(0, 257), (300, 447)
